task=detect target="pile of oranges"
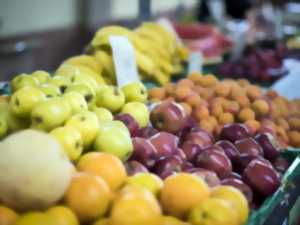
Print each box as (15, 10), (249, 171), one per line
(0, 152), (249, 225)
(149, 73), (300, 147)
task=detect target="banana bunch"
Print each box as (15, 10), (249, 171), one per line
(87, 22), (189, 85)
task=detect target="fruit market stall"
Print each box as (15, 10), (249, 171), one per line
(1, 3), (300, 225)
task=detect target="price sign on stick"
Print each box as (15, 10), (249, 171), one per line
(109, 36), (140, 87)
(187, 52), (203, 74)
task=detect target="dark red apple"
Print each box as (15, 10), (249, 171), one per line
(137, 126), (159, 139)
(149, 132), (179, 158)
(173, 148), (187, 162)
(255, 132), (281, 161)
(242, 159), (280, 196)
(194, 150), (232, 178)
(181, 142), (204, 162)
(216, 140), (240, 160)
(219, 123), (250, 142)
(233, 155), (259, 173)
(221, 178), (253, 203)
(152, 156), (183, 179)
(131, 137), (158, 168)
(183, 128), (214, 148)
(182, 161), (195, 171)
(273, 157), (289, 174)
(150, 101), (190, 134)
(222, 172), (242, 180)
(125, 160), (149, 176)
(188, 168), (221, 187)
(235, 138), (263, 157)
(114, 113), (140, 137)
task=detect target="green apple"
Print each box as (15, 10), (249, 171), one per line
(39, 84), (61, 98)
(96, 86), (125, 112)
(65, 111), (99, 149)
(0, 114), (8, 139)
(122, 81), (148, 103)
(10, 86), (46, 118)
(94, 121), (133, 161)
(65, 82), (96, 105)
(7, 109), (30, 133)
(11, 74), (39, 92)
(126, 173), (163, 196)
(63, 91), (88, 115)
(121, 102), (149, 127)
(69, 73), (99, 94)
(90, 105), (113, 122)
(48, 76), (71, 93)
(50, 126), (83, 161)
(31, 70), (50, 84)
(31, 98), (71, 131)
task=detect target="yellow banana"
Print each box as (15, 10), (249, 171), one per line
(62, 55), (103, 74)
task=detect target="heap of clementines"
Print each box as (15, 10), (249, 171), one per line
(149, 72), (300, 147)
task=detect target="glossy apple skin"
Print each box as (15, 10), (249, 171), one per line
(137, 126), (159, 139)
(194, 150), (232, 178)
(187, 168), (221, 187)
(219, 123), (250, 142)
(131, 137), (158, 168)
(150, 101), (190, 134)
(221, 178), (253, 203)
(183, 127), (214, 148)
(235, 138), (263, 157)
(149, 132), (179, 158)
(233, 155), (260, 173)
(222, 172), (242, 180)
(273, 157), (289, 174)
(173, 148), (187, 162)
(114, 113), (139, 137)
(242, 159), (280, 196)
(152, 156), (183, 179)
(255, 132), (281, 161)
(181, 142), (204, 162)
(125, 160), (149, 176)
(215, 140), (240, 160)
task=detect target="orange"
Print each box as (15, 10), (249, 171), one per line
(188, 198), (239, 225)
(211, 185), (249, 224)
(64, 172), (112, 223)
(93, 218), (111, 225)
(160, 173), (210, 218)
(0, 205), (18, 225)
(111, 186), (161, 225)
(46, 206), (79, 225)
(160, 216), (191, 225)
(77, 152), (127, 190)
(15, 212), (53, 225)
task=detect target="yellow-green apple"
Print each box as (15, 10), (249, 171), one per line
(11, 74), (39, 92)
(65, 82), (96, 105)
(69, 73), (99, 94)
(10, 86), (46, 118)
(121, 102), (149, 127)
(7, 109), (30, 132)
(31, 70), (50, 84)
(50, 126), (83, 161)
(39, 84), (62, 98)
(122, 81), (148, 103)
(65, 111), (99, 149)
(31, 98), (71, 131)
(0, 114), (8, 139)
(96, 86), (125, 112)
(48, 76), (71, 93)
(126, 172), (163, 196)
(94, 121), (133, 160)
(63, 91), (88, 115)
(90, 105), (113, 122)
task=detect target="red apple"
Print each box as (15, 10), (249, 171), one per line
(222, 172), (242, 180)
(131, 137), (158, 168)
(219, 123), (250, 142)
(173, 148), (187, 162)
(273, 157), (289, 174)
(137, 126), (159, 139)
(215, 140), (240, 160)
(221, 178), (253, 203)
(242, 159), (280, 196)
(233, 155), (259, 173)
(183, 127), (214, 148)
(149, 132), (179, 158)
(150, 101), (190, 134)
(152, 156), (183, 179)
(235, 138), (263, 157)
(194, 150), (232, 178)
(181, 142), (204, 162)
(188, 168), (221, 187)
(125, 160), (149, 176)
(255, 132), (281, 161)
(182, 161), (195, 171)
(114, 113), (139, 137)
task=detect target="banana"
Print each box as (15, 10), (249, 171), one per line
(62, 55), (103, 74)
(93, 50), (116, 84)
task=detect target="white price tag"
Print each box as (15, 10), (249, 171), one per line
(109, 36), (140, 87)
(187, 52), (203, 74)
